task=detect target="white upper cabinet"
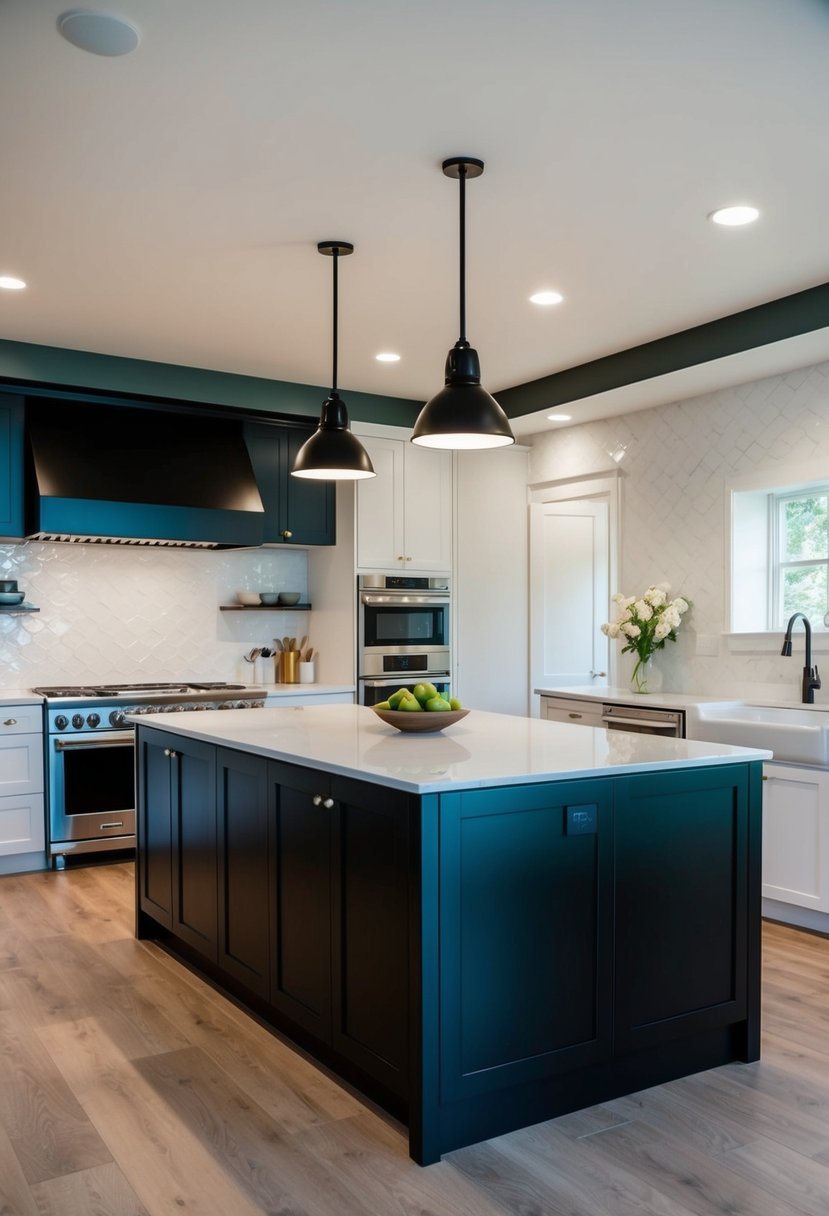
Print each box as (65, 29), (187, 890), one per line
(356, 435), (452, 573)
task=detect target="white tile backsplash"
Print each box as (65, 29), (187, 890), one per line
(0, 542), (309, 686)
(527, 359), (829, 703)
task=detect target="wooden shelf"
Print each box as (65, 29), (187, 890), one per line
(220, 604), (311, 612)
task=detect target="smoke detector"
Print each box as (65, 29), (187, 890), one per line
(57, 10), (140, 56)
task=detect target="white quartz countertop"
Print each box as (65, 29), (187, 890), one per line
(261, 683), (355, 696)
(132, 704), (771, 794)
(0, 689), (44, 706)
(535, 686), (743, 711)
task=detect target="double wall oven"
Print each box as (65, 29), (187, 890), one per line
(357, 575), (451, 706)
(36, 682), (265, 867)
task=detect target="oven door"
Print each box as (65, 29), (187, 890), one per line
(360, 676), (452, 707)
(49, 731), (136, 845)
(360, 593), (449, 650)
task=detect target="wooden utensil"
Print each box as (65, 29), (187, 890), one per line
(299, 635), (309, 655)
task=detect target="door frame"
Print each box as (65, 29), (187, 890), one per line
(528, 471), (621, 703)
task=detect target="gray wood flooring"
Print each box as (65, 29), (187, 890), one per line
(0, 863), (827, 1214)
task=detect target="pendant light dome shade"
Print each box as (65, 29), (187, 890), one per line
(411, 157), (515, 451)
(292, 241), (376, 481)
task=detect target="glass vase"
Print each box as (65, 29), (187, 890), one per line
(630, 655), (657, 694)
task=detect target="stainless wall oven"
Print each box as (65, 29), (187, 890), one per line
(357, 575), (451, 704)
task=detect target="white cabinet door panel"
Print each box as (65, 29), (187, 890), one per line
(0, 734), (44, 797)
(403, 445), (452, 571)
(356, 438), (404, 570)
(762, 762), (829, 910)
(0, 793), (45, 855)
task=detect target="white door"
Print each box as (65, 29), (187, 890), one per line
(530, 497), (610, 692)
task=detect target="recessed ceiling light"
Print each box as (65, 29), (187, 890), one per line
(709, 205), (759, 227)
(0, 276), (26, 291)
(530, 290), (564, 306)
(57, 9), (140, 56)
(375, 352), (401, 363)
(546, 413), (572, 422)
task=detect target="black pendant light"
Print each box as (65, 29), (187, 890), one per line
(411, 157), (515, 450)
(291, 241), (376, 481)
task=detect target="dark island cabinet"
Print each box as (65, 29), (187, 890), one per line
(244, 421), (335, 546)
(0, 394), (24, 538)
(136, 728), (217, 961)
(437, 780), (613, 1103)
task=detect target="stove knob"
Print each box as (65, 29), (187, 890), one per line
(109, 710), (125, 727)
(71, 713), (85, 729)
(54, 714), (68, 730)
(87, 712), (101, 728)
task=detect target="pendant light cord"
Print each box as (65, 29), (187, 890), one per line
(458, 164), (467, 344)
(331, 248), (339, 393)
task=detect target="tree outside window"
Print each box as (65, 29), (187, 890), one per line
(776, 490), (829, 627)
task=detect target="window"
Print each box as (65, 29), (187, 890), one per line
(775, 488), (829, 627)
(730, 471), (829, 633)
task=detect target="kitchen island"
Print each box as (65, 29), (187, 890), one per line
(134, 704), (769, 1164)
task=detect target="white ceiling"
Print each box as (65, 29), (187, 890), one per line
(2, 0), (829, 424)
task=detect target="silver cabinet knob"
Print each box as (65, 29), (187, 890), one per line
(568, 713), (583, 719)
(163, 748), (178, 758)
(322, 797), (334, 809)
(3, 718), (16, 726)
(312, 794), (323, 806)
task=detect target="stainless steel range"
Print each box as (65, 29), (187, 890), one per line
(34, 682), (266, 868)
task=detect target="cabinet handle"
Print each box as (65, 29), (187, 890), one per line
(164, 748), (178, 758)
(281, 529), (293, 540)
(396, 556), (404, 562)
(406, 556), (412, 561)
(568, 713), (583, 719)
(2, 718), (16, 726)
(762, 774), (768, 781)
(312, 793), (323, 806)
(100, 822), (124, 830)
(322, 797), (334, 809)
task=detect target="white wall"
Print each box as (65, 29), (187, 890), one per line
(527, 359), (829, 702)
(0, 541), (311, 686)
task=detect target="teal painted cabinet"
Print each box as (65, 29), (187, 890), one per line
(0, 394), (24, 538)
(244, 421), (335, 546)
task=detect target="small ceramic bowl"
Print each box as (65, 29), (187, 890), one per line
(259, 592), (280, 606)
(0, 580), (18, 593)
(236, 591), (260, 606)
(278, 592), (301, 606)
(0, 591), (25, 605)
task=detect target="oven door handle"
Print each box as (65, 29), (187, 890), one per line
(362, 676), (450, 687)
(360, 593), (449, 606)
(54, 731), (134, 750)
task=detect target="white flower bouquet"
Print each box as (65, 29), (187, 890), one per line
(601, 584), (690, 692)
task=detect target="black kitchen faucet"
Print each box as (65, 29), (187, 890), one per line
(781, 612), (822, 703)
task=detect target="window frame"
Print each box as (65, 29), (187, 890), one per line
(771, 485), (829, 630)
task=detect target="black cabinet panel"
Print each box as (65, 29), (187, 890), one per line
(244, 421), (335, 546)
(268, 764), (332, 1039)
(217, 748), (271, 997)
(614, 765), (749, 1052)
(331, 778), (411, 1097)
(438, 782), (613, 1102)
(172, 739), (218, 962)
(136, 733), (174, 928)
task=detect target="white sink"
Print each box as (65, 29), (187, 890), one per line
(687, 701), (829, 766)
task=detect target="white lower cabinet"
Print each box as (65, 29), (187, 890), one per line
(0, 709), (45, 857)
(762, 761), (829, 915)
(540, 695), (605, 728)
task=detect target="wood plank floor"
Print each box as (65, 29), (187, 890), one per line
(0, 867), (827, 1215)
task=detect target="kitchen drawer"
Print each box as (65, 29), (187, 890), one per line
(541, 695), (604, 727)
(0, 733), (44, 795)
(0, 792), (45, 855)
(0, 705), (44, 735)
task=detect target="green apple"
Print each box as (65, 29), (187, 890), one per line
(412, 682), (432, 706)
(425, 695), (452, 712)
(448, 696), (463, 710)
(388, 688), (411, 709)
(399, 694), (423, 711)
(374, 700), (392, 710)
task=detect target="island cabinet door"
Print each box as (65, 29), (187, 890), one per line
(170, 736), (218, 963)
(329, 775), (412, 1100)
(136, 730), (175, 929)
(438, 781), (613, 1104)
(268, 761), (333, 1041)
(613, 764), (753, 1054)
(216, 748), (271, 998)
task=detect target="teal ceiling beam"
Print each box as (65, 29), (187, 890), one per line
(0, 339), (421, 428)
(496, 282), (829, 418)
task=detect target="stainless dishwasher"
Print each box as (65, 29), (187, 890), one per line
(601, 702), (685, 737)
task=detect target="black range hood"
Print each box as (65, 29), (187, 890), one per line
(25, 399), (265, 548)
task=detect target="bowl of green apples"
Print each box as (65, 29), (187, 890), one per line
(371, 682), (468, 733)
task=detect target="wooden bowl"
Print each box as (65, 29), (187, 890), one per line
(372, 707), (469, 733)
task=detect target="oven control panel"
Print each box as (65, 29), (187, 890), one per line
(48, 700), (264, 732)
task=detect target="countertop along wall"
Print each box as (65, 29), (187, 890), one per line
(527, 358), (829, 703)
(0, 541), (314, 686)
